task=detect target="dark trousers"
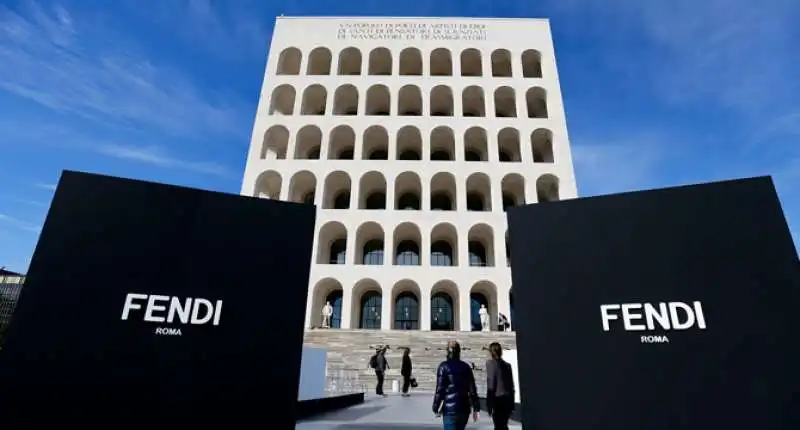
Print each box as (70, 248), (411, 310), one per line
(375, 371), (385, 395)
(401, 375), (410, 393)
(442, 413), (469, 430)
(490, 395), (514, 430)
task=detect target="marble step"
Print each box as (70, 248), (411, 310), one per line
(303, 329), (517, 392)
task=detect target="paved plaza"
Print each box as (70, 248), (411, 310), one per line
(297, 392), (522, 429)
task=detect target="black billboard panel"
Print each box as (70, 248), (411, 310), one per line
(508, 176), (799, 430)
(0, 170), (316, 428)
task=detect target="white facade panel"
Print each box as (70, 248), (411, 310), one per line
(241, 16), (578, 332)
(298, 346), (328, 401)
(503, 349), (522, 403)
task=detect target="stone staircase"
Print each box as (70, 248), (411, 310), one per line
(303, 329), (517, 394)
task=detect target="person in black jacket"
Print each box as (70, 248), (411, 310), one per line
(369, 346), (389, 397)
(432, 341), (480, 430)
(485, 342), (515, 430)
(401, 348), (413, 397)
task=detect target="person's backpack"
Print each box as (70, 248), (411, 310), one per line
(369, 354), (377, 369)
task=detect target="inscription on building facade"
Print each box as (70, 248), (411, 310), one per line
(337, 22), (487, 41)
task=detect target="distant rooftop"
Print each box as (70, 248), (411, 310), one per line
(0, 267), (24, 277)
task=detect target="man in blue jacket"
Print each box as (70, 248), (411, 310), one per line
(432, 341), (480, 430)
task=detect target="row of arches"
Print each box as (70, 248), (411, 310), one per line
(261, 124), (555, 164)
(316, 221), (511, 268)
(312, 278), (515, 331)
(253, 170), (560, 210)
(268, 84), (548, 119)
(276, 46), (543, 78)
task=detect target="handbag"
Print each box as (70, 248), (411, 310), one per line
(410, 377), (418, 388)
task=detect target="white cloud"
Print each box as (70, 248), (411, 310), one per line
(181, 0), (270, 59)
(131, 0), (271, 62)
(571, 136), (667, 197)
(8, 199), (48, 207)
(0, 1), (248, 139)
(96, 143), (231, 176)
(0, 213), (41, 233)
(0, 2), (245, 177)
(764, 111), (800, 138)
(548, 0), (800, 207)
(631, 0), (798, 116)
(0, 114), (233, 178)
(551, 0), (799, 116)
(772, 156), (800, 195)
(33, 183), (57, 191)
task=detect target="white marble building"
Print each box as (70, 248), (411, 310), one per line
(240, 16), (578, 332)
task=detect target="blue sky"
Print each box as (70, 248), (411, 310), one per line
(0, 0), (798, 272)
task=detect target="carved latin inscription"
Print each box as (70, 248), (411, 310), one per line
(337, 22), (487, 41)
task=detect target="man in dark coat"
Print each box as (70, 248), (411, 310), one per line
(432, 341), (480, 430)
(401, 348), (413, 397)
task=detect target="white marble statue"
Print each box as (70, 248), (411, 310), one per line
(479, 304), (490, 332)
(321, 301), (333, 328)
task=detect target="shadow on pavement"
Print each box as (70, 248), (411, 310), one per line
(331, 425), (442, 429)
(299, 405), (387, 422)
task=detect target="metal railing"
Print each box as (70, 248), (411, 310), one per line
(325, 369), (368, 395)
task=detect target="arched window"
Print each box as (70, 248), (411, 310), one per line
(329, 239), (346, 264)
(399, 150), (421, 160)
(502, 193), (516, 211)
(338, 149), (354, 160)
(397, 193), (420, 210)
(362, 240), (384, 265)
(326, 291), (343, 328)
(360, 292), (382, 329)
(307, 147), (321, 159)
(470, 292), (488, 331)
(465, 150), (481, 161)
(468, 242), (487, 267)
(430, 241), (453, 266)
(394, 292), (419, 330)
(365, 193), (386, 210)
(430, 193), (452, 210)
(466, 193), (484, 211)
(333, 192), (350, 209)
(302, 192), (315, 205)
(431, 151), (450, 161)
(499, 151), (512, 162)
(368, 150), (388, 160)
(395, 240), (420, 265)
(431, 293), (454, 331)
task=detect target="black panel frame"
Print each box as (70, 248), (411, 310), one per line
(508, 176), (799, 430)
(0, 170), (317, 429)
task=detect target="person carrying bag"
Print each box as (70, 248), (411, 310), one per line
(369, 346), (389, 397)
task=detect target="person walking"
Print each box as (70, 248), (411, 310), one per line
(369, 346), (389, 397)
(485, 342), (515, 430)
(401, 348), (413, 397)
(432, 341), (480, 430)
